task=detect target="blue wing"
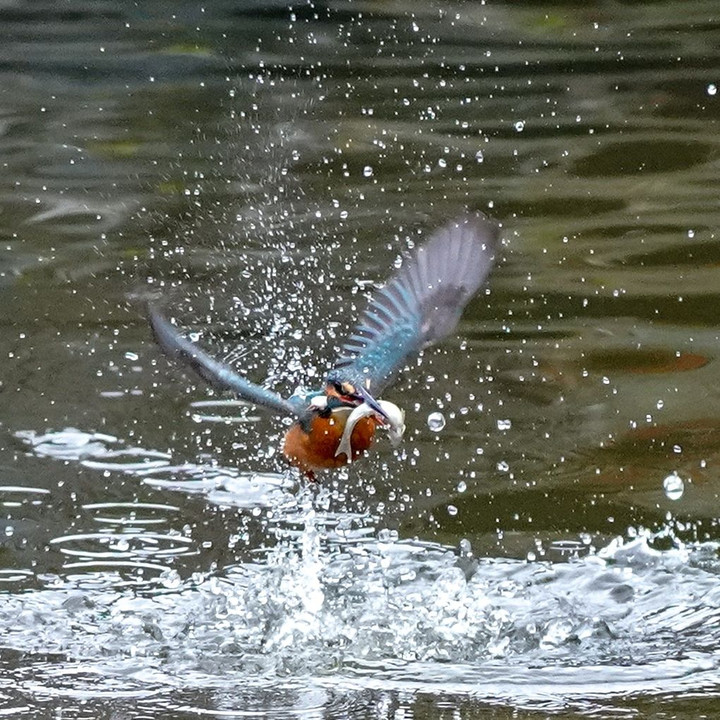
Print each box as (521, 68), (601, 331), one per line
(330, 214), (499, 394)
(148, 304), (302, 418)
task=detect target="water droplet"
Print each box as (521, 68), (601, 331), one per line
(427, 412), (446, 432)
(160, 568), (182, 589)
(687, 229), (695, 238)
(526, 551), (536, 562)
(656, 399), (664, 410)
(447, 505), (458, 516)
(514, 120), (525, 132)
(378, 528), (398, 542)
(708, 83), (717, 96)
(115, 537), (129, 551)
(362, 165), (373, 177)
(497, 419), (512, 430)
(663, 472), (684, 500)
(456, 480), (467, 492)
(475, 149), (484, 163)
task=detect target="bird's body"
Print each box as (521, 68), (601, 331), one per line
(283, 409), (378, 475)
(149, 214), (498, 478)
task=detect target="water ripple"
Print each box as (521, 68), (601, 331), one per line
(12, 427), (720, 711)
(15, 428), (295, 510)
(14, 428), (170, 466)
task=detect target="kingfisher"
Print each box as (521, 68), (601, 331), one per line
(148, 214), (498, 479)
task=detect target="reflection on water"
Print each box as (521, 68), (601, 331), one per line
(2, 0), (720, 717)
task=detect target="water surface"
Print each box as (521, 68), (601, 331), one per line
(2, 1), (720, 717)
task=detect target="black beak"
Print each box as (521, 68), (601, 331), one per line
(355, 385), (390, 423)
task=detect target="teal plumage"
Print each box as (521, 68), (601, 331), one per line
(330, 214), (498, 393)
(148, 214), (499, 476)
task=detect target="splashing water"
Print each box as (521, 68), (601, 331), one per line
(10, 428), (720, 715)
(427, 412), (446, 432)
(663, 472), (685, 500)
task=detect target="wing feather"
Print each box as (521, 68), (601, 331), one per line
(330, 214), (499, 393)
(148, 304), (301, 418)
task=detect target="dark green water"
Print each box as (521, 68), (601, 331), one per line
(1, 1), (720, 717)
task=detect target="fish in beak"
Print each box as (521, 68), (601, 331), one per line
(335, 395), (406, 461)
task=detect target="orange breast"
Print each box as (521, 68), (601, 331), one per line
(282, 413), (378, 476)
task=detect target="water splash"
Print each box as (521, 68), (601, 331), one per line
(12, 427), (720, 714)
(2, 527), (720, 712)
(663, 472), (685, 500)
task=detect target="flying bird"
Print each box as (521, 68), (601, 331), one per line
(149, 214), (498, 479)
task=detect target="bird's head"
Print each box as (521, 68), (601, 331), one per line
(325, 377), (388, 421)
(323, 375), (406, 454)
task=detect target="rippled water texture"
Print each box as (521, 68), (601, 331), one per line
(2, 1), (720, 718)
